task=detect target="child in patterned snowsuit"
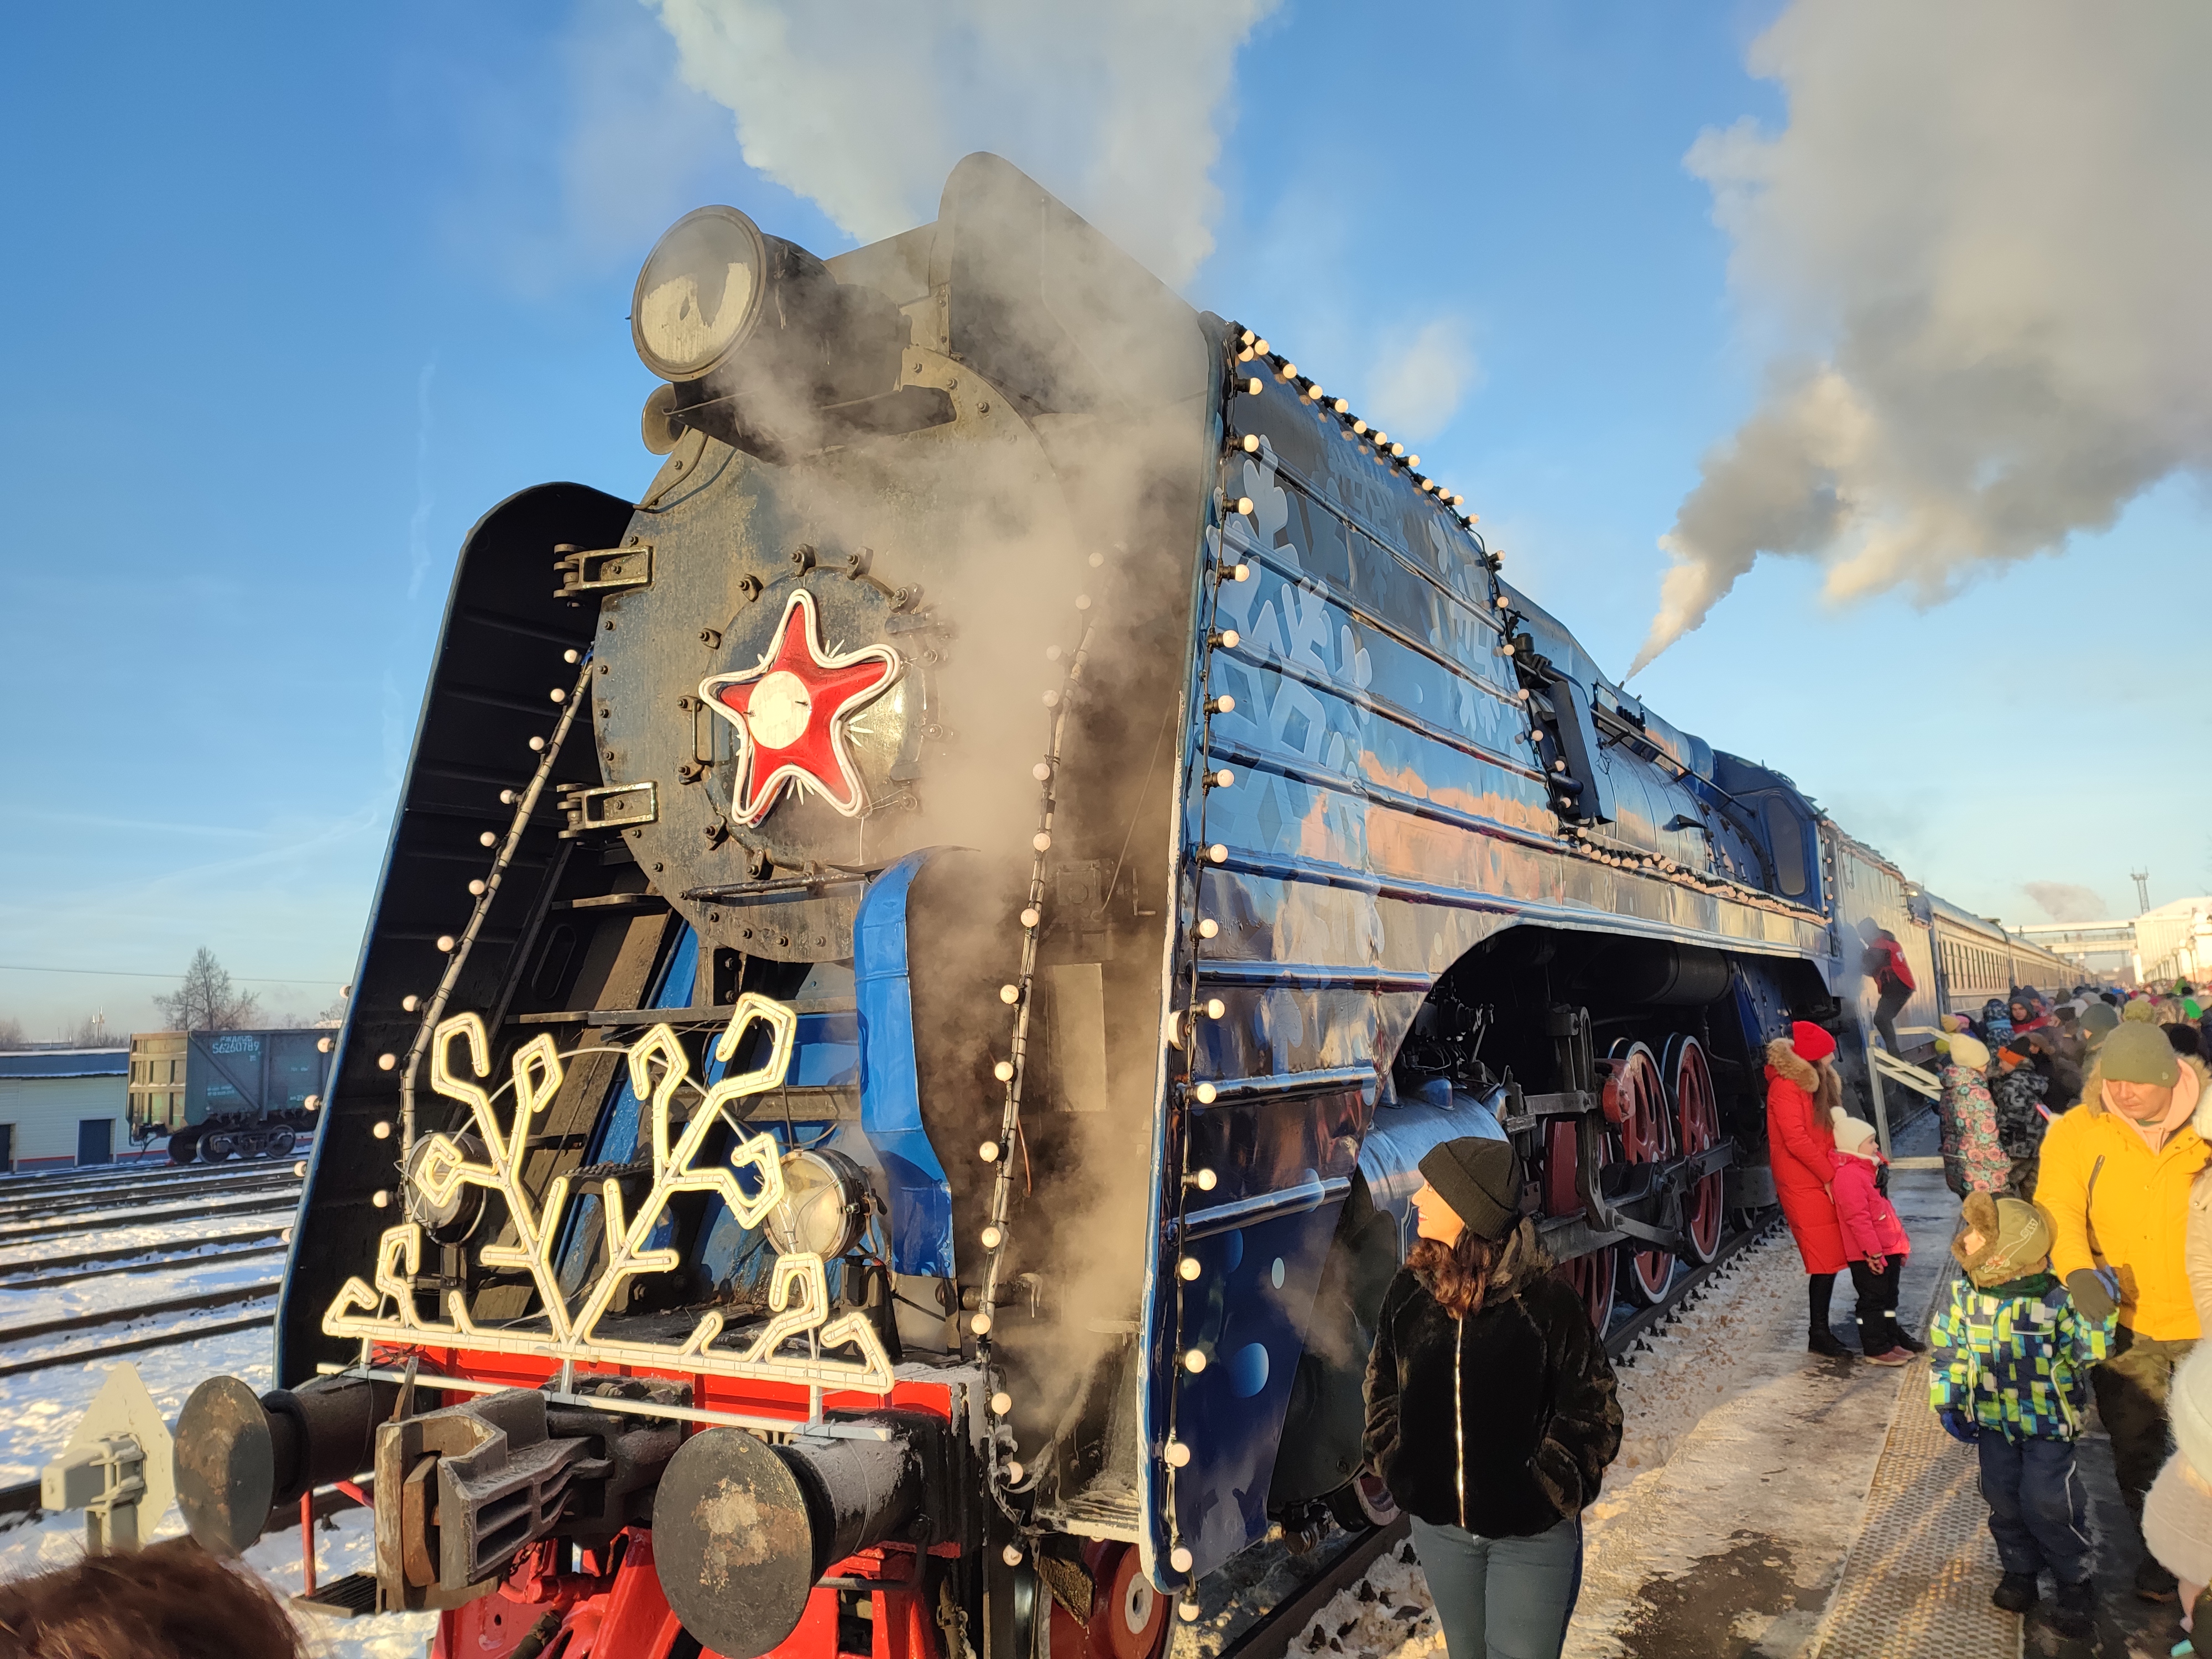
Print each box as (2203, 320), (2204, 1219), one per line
(1991, 1038), (2053, 1199)
(1931, 1190), (2116, 1639)
(1936, 1032), (2008, 1196)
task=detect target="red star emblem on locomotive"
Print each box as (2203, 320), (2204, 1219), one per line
(699, 589), (901, 826)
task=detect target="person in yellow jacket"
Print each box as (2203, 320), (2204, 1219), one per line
(2041, 1020), (2209, 1602)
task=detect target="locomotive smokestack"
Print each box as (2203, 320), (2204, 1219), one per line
(651, 1420), (932, 1658)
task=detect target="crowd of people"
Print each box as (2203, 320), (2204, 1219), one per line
(1767, 978), (2212, 1644)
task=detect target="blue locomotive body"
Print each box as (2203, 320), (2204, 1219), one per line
(226, 155), (1938, 1655)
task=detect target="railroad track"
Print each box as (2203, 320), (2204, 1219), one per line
(0, 1285), (280, 1381)
(0, 1190), (301, 1249)
(0, 1167), (300, 1226)
(0, 1240), (288, 1291)
(1601, 1209), (1785, 1360)
(0, 1277), (283, 1348)
(0, 1224), (290, 1280)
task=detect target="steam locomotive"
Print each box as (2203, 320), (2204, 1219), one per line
(170, 154), (2047, 1659)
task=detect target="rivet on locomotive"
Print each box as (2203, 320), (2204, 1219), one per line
(172, 155), (1923, 1658)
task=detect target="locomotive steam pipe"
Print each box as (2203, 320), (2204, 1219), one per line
(650, 1420), (932, 1659)
(173, 1374), (397, 1556)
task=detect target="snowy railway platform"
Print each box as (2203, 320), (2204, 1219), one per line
(0, 1123), (2187, 1659)
(1194, 1112), (2180, 1659)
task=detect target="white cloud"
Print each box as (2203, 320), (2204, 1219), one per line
(1362, 317), (1479, 442)
(1631, 0), (2212, 675)
(643, 0), (1280, 284)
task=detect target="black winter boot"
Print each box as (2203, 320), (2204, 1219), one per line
(1992, 1572), (2040, 1613)
(2052, 1578), (2094, 1638)
(1808, 1272), (1846, 1356)
(2136, 1554), (2179, 1603)
(1889, 1327), (1927, 1354)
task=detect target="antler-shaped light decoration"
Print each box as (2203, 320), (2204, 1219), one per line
(324, 991), (895, 1397)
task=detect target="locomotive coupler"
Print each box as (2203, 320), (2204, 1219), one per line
(371, 1383), (684, 1611)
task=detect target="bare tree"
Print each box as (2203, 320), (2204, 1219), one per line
(154, 948), (262, 1032)
(65, 1011), (111, 1046)
(0, 1015), (25, 1050)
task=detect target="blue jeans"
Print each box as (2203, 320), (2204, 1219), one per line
(1408, 1514), (1583, 1659)
(1978, 1433), (2091, 1585)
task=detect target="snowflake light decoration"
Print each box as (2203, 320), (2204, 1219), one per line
(323, 992), (895, 1396)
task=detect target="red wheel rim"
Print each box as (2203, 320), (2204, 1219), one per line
(1666, 1035), (1724, 1264)
(1557, 1128), (1616, 1333)
(1083, 1542), (1168, 1659)
(1563, 1235), (1616, 1333)
(1604, 1041), (1674, 1303)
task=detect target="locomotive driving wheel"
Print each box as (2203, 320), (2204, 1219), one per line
(1045, 1542), (1170, 1659)
(1547, 1118), (1617, 1333)
(1603, 1041), (1675, 1305)
(1665, 1034), (1725, 1264)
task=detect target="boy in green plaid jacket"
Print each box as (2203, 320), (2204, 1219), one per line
(1929, 1191), (2116, 1637)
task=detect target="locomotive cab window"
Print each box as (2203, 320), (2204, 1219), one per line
(1764, 796), (1807, 897)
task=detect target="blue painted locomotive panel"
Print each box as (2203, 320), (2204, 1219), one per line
(1207, 651), (1548, 838)
(1148, 362), (1846, 1583)
(1219, 519), (1524, 734)
(1189, 984), (1390, 1082)
(1199, 768), (1824, 958)
(1168, 1201), (1345, 1570)
(1220, 518), (1514, 707)
(852, 851), (956, 1279)
(1227, 397), (1490, 610)
(1182, 1087), (1365, 1212)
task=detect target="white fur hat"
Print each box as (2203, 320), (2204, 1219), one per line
(1833, 1115), (1879, 1153)
(1946, 1033), (1991, 1070)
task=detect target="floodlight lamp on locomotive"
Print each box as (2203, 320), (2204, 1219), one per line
(168, 154), (2086, 1659)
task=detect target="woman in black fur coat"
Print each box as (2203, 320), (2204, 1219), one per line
(1364, 1136), (1623, 1659)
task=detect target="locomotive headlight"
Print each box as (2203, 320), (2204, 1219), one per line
(762, 1147), (871, 1259)
(632, 205), (769, 383)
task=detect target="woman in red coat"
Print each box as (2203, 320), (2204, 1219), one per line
(1767, 1020), (1850, 1357)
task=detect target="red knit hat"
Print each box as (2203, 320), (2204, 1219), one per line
(1791, 1020), (1837, 1062)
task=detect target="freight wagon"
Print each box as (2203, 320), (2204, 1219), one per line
(127, 1026), (332, 1162)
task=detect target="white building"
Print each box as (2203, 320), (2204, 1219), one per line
(0, 1047), (132, 1171)
(2015, 895), (2212, 988)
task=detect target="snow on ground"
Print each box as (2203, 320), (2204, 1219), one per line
(0, 1168), (430, 1657)
(0, 1290), (278, 1379)
(1265, 1224), (1818, 1659)
(0, 1200), (299, 1263)
(0, 1320), (274, 1486)
(0, 1328), (435, 1658)
(0, 1250), (284, 1327)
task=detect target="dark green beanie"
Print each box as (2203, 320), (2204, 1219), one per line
(1417, 1136), (1522, 1242)
(2080, 1003), (2120, 1043)
(2101, 1020), (2182, 1087)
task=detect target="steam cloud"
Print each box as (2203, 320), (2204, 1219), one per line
(2025, 881), (2109, 925)
(1629, 0), (2212, 675)
(1364, 317), (1479, 443)
(644, 0), (1279, 284)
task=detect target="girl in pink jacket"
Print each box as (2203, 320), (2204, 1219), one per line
(1832, 1115), (1915, 1365)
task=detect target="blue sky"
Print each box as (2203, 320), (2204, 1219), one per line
(3, 1), (2204, 1039)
